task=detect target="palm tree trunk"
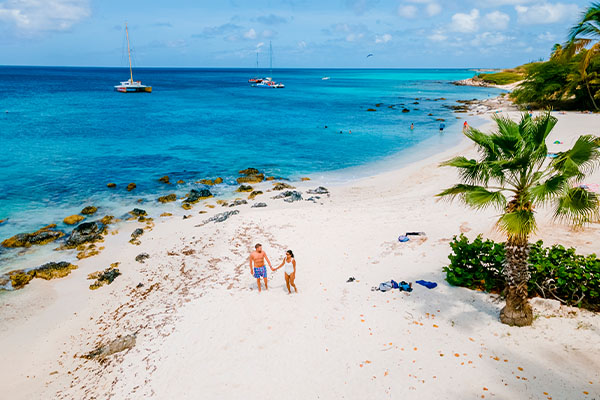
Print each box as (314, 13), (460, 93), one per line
(585, 80), (599, 111)
(500, 238), (533, 326)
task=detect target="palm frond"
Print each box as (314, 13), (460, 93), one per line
(568, 3), (600, 42)
(530, 174), (569, 204)
(496, 209), (537, 241)
(439, 157), (492, 185)
(554, 187), (600, 226)
(437, 184), (507, 211)
(552, 135), (600, 178)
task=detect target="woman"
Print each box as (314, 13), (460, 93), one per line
(274, 250), (297, 294)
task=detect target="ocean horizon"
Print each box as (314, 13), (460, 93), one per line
(0, 67), (503, 276)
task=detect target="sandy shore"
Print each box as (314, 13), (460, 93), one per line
(1, 110), (599, 399)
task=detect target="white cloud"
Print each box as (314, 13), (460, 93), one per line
(297, 40), (306, 49)
(346, 32), (364, 41)
(244, 28), (257, 39)
(428, 29), (447, 41)
(451, 9), (479, 33)
(484, 11), (510, 30)
(0, 0), (90, 34)
(471, 31), (512, 46)
(516, 2), (580, 24)
(426, 3), (442, 16)
(537, 31), (556, 41)
(375, 33), (392, 43)
(398, 5), (417, 18)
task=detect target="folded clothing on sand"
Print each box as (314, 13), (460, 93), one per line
(416, 280), (437, 289)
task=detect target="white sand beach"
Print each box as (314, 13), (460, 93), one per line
(1, 110), (599, 399)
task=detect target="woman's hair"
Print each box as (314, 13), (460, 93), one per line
(286, 250), (294, 258)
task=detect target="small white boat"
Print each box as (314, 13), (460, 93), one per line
(322, 77), (330, 80)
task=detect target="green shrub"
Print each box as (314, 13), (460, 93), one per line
(478, 72), (524, 85)
(444, 234), (600, 311)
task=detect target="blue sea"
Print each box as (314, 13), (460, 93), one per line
(0, 67), (502, 275)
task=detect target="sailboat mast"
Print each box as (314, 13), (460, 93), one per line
(256, 51), (259, 75)
(269, 41), (273, 76)
(126, 23), (133, 83)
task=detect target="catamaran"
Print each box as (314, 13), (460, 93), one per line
(114, 24), (152, 93)
(251, 41), (284, 89)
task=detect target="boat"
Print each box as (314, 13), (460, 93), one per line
(322, 77), (330, 80)
(248, 52), (264, 83)
(114, 24), (152, 93)
(251, 42), (284, 88)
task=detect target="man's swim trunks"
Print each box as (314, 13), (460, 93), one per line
(254, 266), (267, 279)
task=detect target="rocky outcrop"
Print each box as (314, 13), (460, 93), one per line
(88, 263), (121, 290)
(236, 185), (253, 193)
(229, 199), (247, 207)
(9, 270), (34, 289)
(274, 191), (303, 202)
(197, 179), (215, 186)
(196, 210), (239, 226)
(126, 183), (136, 191)
(176, 180), (185, 184)
(129, 208), (147, 217)
(402, 108), (410, 113)
(181, 203), (192, 210)
(107, 183), (116, 188)
(81, 206), (97, 215)
(84, 334), (136, 361)
(367, 108), (376, 111)
(184, 189), (213, 204)
(64, 215), (85, 225)
(248, 190), (263, 200)
(135, 253), (150, 263)
(65, 221), (105, 247)
(272, 182), (295, 191)
(160, 212), (172, 217)
(307, 186), (329, 195)
(237, 168), (264, 184)
(252, 202), (267, 208)
(1, 224), (65, 248)
(157, 193), (177, 203)
(100, 215), (114, 225)
(33, 262), (77, 280)
(239, 168), (259, 175)
(214, 177), (224, 184)
(158, 175), (171, 184)
(131, 228), (144, 240)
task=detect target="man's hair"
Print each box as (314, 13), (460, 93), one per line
(255, 243), (262, 249)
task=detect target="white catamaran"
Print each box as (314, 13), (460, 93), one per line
(114, 23), (152, 93)
(252, 41), (284, 89)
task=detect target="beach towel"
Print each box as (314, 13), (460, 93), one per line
(416, 280), (437, 289)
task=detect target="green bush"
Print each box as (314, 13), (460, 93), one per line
(444, 234), (600, 311)
(478, 72), (524, 85)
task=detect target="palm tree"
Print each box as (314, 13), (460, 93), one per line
(567, 2), (600, 110)
(438, 112), (600, 326)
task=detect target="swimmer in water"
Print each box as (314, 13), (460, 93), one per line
(410, 123), (414, 130)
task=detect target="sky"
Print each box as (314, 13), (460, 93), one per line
(0, 0), (593, 68)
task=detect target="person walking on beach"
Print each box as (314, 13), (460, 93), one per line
(463, 120), (469, 130)
(249, 243), (272, 293)
(274, 250), (297, 294)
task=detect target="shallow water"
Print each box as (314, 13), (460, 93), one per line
(0, 67), (502, 274)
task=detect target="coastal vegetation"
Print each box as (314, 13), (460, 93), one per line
(438, 112), (600, 326)
(478, 68), (528, 86)
(444, 234), (599, 312)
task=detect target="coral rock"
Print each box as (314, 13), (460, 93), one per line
(272, 182), (295, 191)
(33, 262), (77, 280)
(64, 215), (85, 225)
(248, 190), (263, 200)
(81, 206), (98, 215)
(157, 193), (177, 203)
(129, 208), (147, 217)
(214, 177), (224, 184)
(126, 183), (136, 191)
(65, 222), (105, 247)
(239, 168), (260, 175)
(2, 225), (65, 248)
(160, 212), (173, 217)
(184, 188), (213, 204)
(107, 183), (116, 188)
(9, 270), (34, 289)
(158, 175), (171, 184)
(236, 185), (253, 193)
(100, 215), (114, 225)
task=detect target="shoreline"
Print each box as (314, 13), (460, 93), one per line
(1, 101), (599, 399)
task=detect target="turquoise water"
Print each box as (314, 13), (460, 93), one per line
(0, 67), (501, 273)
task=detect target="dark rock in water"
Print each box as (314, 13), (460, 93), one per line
(272, 182), (295, 191)
(197, 179), (215, 186)
(107, 183), (116, 188)
(196, 210), (239, 226)
(131, 228), (144, 240)
(274, 191), (303, 202)
(428, 113), (434, 116)
(237, 174), (264, 184)
(126, 183), (136, 191)
(252, 202), (267, 208)
(214, 177), (224, 184)
(2, 224), (65, 248)
(185, 188), (213, 203)
(367, 108), (376, 112)
(66, 221), (105, 247)
(157, 193), (177, 203)
(436, 118), (445, 122)
(33, 262), (77, 280)
(64, 215), (85, 225)
(135, 253), (150, 263)
(402, 108), (410, 113)
(88, 263), (121, 290)
(413, 102), (419, 105)
(83, 334), (136, 361)
(307, 186), (329, 195)
(100, 215), (114, 225)
(236, 185), (253, 193)
(229, 199), (248, 207)
(159, 175), (170, 184)
(176, 179), (185, 184)
(81, 206), (97, 215)
(239, 168), (260, 175)
(9, 270), (34, 289)
(248, 190), (263, 200)
(129, 208), (147, 217)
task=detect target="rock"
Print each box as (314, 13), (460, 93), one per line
(184, 189), (213, 204)
(300, 177), (311, 181)
(413, 101), (419, 105)
(274, 191), (303, 202)
(88, 263), (121, 290)
(198, 179), (214, 186)
(402, 108), (410, 113)
(307, 186), (329, 195)
(183, 215), (192, 219)
(131, 228), (144, 240)
(9, 270), (34, 289)
(129, 208), (147, 217)
(367, 108), (376, 112)
(107, 183), (116, 188)
(160, 212), (172, 217)
(64, 215), (85, 225)
(100, 215), (114, 225)
(33, 262), (77, 280)
(306, 196), (320, 202)
(182, 203), (192, 210)
(65, 221), (105, 247)
(135, 253), (150, 263)
(2, 224), (65, 248)
(157, 193), (177, 203)
(428, 113), (434, 116)
(176, 180), (185, 184)
(272, 182), (295, 191)
(81, 206), (97, 215)
(248, 190), (263, 200)
(216, 200), (229, 207)
(252, 202), (267, 208)
(229, 199), (247, 207)
(137, 199), (144, 204)
(198, 211), (207, 214)
(375, 103), (383, 107)
(236, 185), (253, 193)
(136, 283), (144, 288)
(265, 176), (275, 181)
(214, 177), (224, 184)
(239, 168), (260, 175)
(126, 183), (136, 191)
(158, 175), (171, 184)
(84, 334), (136, 361)
(196, 210), (239, 226)
(237, 174), (264, 184)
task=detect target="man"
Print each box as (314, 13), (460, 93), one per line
(249, 243), (272, 292)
